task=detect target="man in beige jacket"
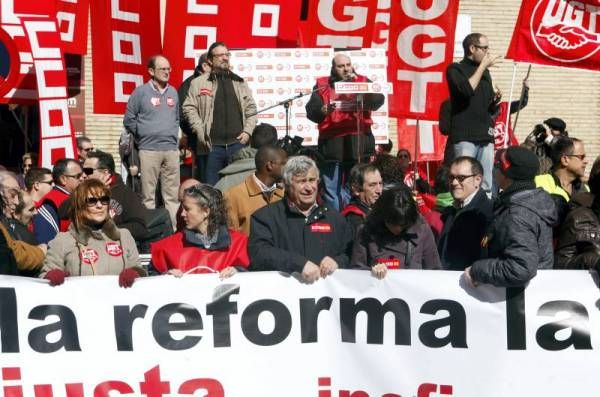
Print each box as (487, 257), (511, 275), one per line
(182, 41), (257, 185)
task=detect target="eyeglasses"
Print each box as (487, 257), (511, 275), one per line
(448, 174), (477, 183)
(154, 67), (171, 72)
(38, 180), (53, 186)
(86, 196), (110, 207)
(64, 172), (84, 179)
(565, 154), (586, 160)
(83, 167), (100, 176)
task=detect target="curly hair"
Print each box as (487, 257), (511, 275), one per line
(371, 154), (404, 186)
(183, 184), (228, 236)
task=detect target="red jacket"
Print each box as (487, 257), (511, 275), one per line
(150, 228), (250, 273)
(315, 75), (375, 139)
(41, 187), (71, 232)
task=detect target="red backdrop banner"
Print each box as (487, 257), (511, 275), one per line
(55, 0), (89, 55)
(506, 0), (600, 71)
(90, 0), (161, 114)
(387, 0), (459, 121)
(163, 0), (302, 88)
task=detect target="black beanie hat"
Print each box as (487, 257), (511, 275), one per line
(495, 147), (540, 181)
(544, 117), (567, 135)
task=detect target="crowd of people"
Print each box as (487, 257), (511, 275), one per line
(0, 35), (599, 290)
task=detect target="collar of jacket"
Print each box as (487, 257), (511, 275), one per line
(551, 171), (584, 196)
(70, 218), (121, 245)
(284, 199), (328, 224)
(184, 224), (231, 250)
(499, 180), (536, 204)
(245, 174), (284, 198)
(208, 70), (244, 82)
(348, 198), (371, 215)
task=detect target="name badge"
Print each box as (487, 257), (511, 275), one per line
(310, 223), (332, 233)
(167, 97), (175, 107)
(80, 248), (99, 265)
(150, 97), (160, 106)
(376, 257), (401, 269)
(105, 242), (123, 257)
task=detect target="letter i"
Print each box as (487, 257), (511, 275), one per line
(2, 368), (23, 397)
(318, 377), (332, 397)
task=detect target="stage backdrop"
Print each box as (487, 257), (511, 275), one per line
(0, 270), (598, 396)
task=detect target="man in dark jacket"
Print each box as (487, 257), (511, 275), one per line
(84, 151), (172, 251)
(438, 157), (493, 270)
(248, 156), (353, 283)
(465, 147), (558, 288)
(446, 33), (501, 197)
(341, 163), (382, 235)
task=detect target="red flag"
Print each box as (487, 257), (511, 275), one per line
(90, 0), (161, 114)
(55, 0), (89, 55)
(163, 0), (301, 88)
(493, 102), (519, 151)
(507, 0), (600, 70)
(396, 119), (447, 162)
(299, 0), (379, 48)
(387, 0), (458, 121)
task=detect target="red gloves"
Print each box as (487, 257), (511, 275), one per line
(118, 268), (139, 288)
(45, 269), (66, 286)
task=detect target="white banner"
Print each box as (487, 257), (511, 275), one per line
(0, 270), (597, 396)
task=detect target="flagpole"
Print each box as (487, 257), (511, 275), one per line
(512, 64), (532, 137)
(413, 119), (419, 194)
(504, 62), (518, 148)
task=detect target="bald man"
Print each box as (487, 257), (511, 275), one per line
(305, 53), (385, 211)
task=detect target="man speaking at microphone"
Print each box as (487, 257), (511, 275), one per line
(306, 53), (385, 211)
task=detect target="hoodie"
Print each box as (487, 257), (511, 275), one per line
(214, 147), (257, 192)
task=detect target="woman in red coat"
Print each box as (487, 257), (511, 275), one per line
(150, 184), (249, 278)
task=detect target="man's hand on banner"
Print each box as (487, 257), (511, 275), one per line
(302, 261), (321, 283)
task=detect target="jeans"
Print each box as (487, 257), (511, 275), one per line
(197, 142), (245, 186)
(320, 161), (352, 211)
(453, 141), (494, 195)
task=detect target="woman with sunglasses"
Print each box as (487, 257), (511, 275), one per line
(352, 184), (441, 279)
(39, 179), (146, 287)
(150, 184), (249, 278)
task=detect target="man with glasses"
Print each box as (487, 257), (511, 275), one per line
(464, 147), (557, 288)
(76, 136), (94, 164)
(182, 41), (257, 186)
(438, 157), (493, 270)
(124, 54), (180, 231)
(33, 158), (86, 244)
(446, 33), (502, 197)
(535, 136), (589, 224)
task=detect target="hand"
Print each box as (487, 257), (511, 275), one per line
(481, 53), (502, 69)
(219, 266), (238, 280)
(301, 261), (321, 283)
(167, 269), (183, 278)
(371, 263), (387, 280)
(99, 172), (112, 187)
(45, 269), (66, 286)
(118, 268), (140, 288)
(236, 132), (250, 145)
(319, 256), (338, 278)
(463, 266), (478, 288)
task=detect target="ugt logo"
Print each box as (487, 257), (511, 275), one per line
(417, 383), (453, 397)
(530, 0), (600, 62)
(0, 27), (21, 98)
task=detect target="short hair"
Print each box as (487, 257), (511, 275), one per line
(255, 145), (286, 170)
(52, 158), (78, 183)
(22, 152), (38, 164)
(207, 42), (227, 60)
(371, 154), (404, 185)
(451, 156), (484, 176)
(349, 163), (380, 190)
(462, 33), (485, 57)
(198, 52), (209, 68)
(433, 166), (451, 195)
(70, 179), (111, 232)
(76, 136), (91, 150)
(550, 137), (580, 167)
(87, 150), (116, 174)
(25, 167), (52, 191)
(364, 184), (418, 238)
(282, 156), (319, 187)
(251, 123), (278, 149)
(183, 184), (227, 236)
(147, 54), (168, 69)
(380, 139), (393, 153)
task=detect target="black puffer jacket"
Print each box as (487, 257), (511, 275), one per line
(555, 192), (600, 269)
(470, 182), (558, 287)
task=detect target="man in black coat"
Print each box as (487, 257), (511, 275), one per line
(438, 157), (493, 270)
(464, 147), (558, 288)
(248, 156), (353, 283)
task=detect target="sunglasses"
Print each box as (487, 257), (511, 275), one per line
(86, 196), (110, 207)
(83, 167), (98, 176)
(565, 154), (586, 160)
(38, 180), (53, 186)
(448, 174), (477, 183)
